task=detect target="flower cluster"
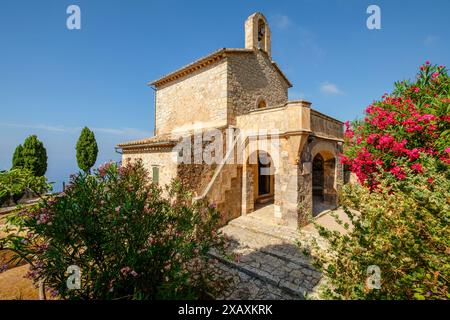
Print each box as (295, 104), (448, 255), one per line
(342, 62), (450, 187)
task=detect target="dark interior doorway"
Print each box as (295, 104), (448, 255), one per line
(312, 154), (324, 199)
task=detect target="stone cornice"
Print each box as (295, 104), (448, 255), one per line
(148, 47), (293, 89)
(149, 48), (253, 87)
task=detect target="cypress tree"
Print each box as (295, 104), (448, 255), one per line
(21, 135), (47, 176)
(76, 127), (98, 173)
(12, 144), (24, 169)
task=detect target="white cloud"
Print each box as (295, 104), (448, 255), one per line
(0, 123), (151, 138)
(424, 35), (439, 46)
(320, 82), (343, 95)
(273, 14), (292, 30)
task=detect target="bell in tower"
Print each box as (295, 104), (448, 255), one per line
(245, 12), (271, 59)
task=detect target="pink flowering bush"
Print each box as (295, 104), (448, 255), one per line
(0, 160), (227, 299)
(311, 63), (450, 300)
(341, 62), (450, 188)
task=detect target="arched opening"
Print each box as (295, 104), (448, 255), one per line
(257, 151), (273, 197)
(257, 99), (267, 109)
(312, 152), (337, 216)
(257, 19), (266, 51)
(312, 154), (324, 199)
(244, 150), (275, 214)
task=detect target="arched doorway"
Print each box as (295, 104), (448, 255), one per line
(312, 152), (337, 216)
(312, 154), (324, 200)
(257, 151), (273, 200)
(243, 150), (275, 214)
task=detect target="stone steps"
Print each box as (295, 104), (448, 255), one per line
(211, 217), (323, 299)
(221, 224), (314, 269)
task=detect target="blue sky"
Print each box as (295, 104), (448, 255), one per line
(1, 0), (449, 191)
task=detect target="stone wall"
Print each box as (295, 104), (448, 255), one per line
(227, 50), (289, 121)
(297, 136), (344, 222)
(310, 110), (344, 140)
(122, 149), (178, 188)
(155, 60), (228, 135)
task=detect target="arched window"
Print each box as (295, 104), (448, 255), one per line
(257, 99), (267, 109)
(257, 19), (266, 50)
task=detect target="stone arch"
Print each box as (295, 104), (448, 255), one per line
(242, 147), (277, 215)
(256, 96), (267, 109)
(245, 12), (272, 58)
(310, 140), (339, 215)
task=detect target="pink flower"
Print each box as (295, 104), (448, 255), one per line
(425, 61), (430, 65)
(419, 114), (436, 122)
(444, 147), (450, 153)
(339, 155), (349, 164)
(406, 148), (420, 161)
(378, 134), (394, 149)
(390, 166), (406, 180)
(411, 163), (423, 173)
(392, 139), (408, 154)
(414, 87), (420, 93)
(344, 129), (354, 139)
(432, 72), (439, 79)
(366, 133), (378, 145)
(427, 178), (433, 184)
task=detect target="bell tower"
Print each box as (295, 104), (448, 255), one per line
(245, 12), (271, 59)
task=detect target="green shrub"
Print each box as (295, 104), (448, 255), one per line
(21, 135), (48, 177)
(76, 127), (98, 173)
(312, 63), (450, 300)
(312, 158), (449, 300)
(12, 144), (24, 169)
(0, 160), (227, 300)
(0, 169), (51, 206)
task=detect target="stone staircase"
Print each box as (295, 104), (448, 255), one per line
(210, 206), (325, 300)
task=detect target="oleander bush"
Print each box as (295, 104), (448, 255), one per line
(0, 160), (227, 300)
(312, 62), (450, 300)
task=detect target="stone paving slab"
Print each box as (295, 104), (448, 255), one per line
(212, 210), (327, 300)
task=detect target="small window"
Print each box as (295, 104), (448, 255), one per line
(152, 166), (159, 184)
(257, 99), (267, 109)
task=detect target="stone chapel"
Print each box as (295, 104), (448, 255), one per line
(117, 13), (344, 229)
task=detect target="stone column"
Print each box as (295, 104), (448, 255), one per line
(275, 135), (308, 229)
(241, 164), (254, 215)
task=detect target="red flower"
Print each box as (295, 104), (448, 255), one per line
(390, 166), (406, 180)
(411, 163), (423, 173)
(406, 148), (421, 161)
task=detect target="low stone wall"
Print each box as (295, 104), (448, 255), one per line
(310, 110), (344, 141)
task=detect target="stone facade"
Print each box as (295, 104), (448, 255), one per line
(122, 147), (178, 189)
(117, 12), (344, 229)
(155, 59), (228, 135)
(227, 50), (290, 120)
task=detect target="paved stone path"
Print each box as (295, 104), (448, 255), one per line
(210, 204), (329, 300)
